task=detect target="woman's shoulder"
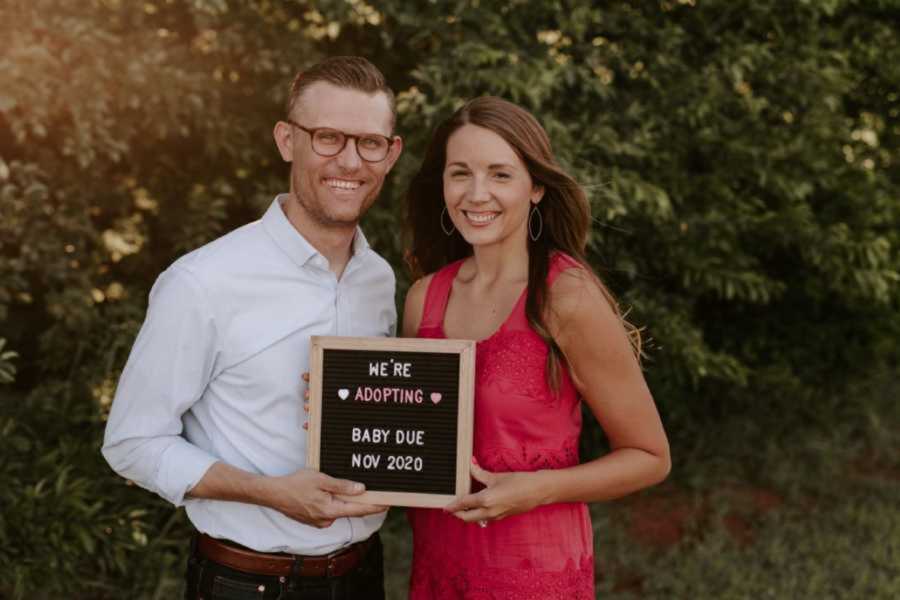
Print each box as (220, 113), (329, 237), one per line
(402, 259), (466, 337)
(409, 258), (467, 295)
(406, 272), (435, 303)
(402, 274), (433, 337)
(546, 252), (614, 323)
(549, 250), (585, 274)
(548, 251), (591, 287)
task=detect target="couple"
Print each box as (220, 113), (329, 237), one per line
(102, 56), (670, 599)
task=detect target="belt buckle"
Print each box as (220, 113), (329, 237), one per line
(323, 542), (356, 578)
(326, 555), (339, 578)
(290, 554), (304, 581)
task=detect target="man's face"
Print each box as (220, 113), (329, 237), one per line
(274, 82), (402, 231)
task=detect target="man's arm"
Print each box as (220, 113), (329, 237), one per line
(102, 266), (382, 526)
(102, 266), (220, 506)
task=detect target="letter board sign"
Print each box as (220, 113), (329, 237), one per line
(307, 336), (475, 508)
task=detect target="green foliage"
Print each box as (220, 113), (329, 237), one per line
(1, 0), (898, 596)
(0, 0), (328, 595)
(335, 0), (900, 414)
(0, 338), (17, 384)
(0, 382), (192, 598)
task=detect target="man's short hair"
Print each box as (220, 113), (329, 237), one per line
(286, 56), (396, 130)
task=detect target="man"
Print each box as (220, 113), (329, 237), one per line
(102, 56), (403, 599)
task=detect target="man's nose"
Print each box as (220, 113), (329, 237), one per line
(335, 137), (363, 170)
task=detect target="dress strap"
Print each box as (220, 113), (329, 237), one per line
(417, 259), (466, 335)
(547, 252), (584, 286)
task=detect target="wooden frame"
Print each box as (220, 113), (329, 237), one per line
(307, 336), (475, 508)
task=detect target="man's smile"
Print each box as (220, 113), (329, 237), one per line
(324, 177), (363, 191)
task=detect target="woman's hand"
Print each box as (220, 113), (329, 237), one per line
(443, 460), (552, 524)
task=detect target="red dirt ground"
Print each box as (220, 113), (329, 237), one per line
(607, 483), (785, 594)
(623, 484), (783, 549)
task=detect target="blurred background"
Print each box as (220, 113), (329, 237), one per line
(1, 0), (898, 598)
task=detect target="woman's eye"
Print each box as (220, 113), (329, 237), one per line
(494, 172), (511, 179)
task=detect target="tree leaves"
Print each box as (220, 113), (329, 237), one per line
(0, 339), (17, 384)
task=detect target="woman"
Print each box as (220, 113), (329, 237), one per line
(402, 96), (670, 599)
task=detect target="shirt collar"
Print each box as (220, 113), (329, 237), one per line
(350, 224), (371, 257)
(262, 194), (370, 270)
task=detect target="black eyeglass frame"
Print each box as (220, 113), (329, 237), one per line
(285, 119), (396, 163)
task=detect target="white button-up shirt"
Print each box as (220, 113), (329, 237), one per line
(102, 195), (396, 555)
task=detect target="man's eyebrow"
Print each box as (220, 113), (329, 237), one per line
(303, 123), (391, 136)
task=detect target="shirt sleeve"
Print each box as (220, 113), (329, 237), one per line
(102, 265), (220, 506)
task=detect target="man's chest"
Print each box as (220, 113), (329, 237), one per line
(213, 277), (394, 383)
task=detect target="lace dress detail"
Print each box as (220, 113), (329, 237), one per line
(478, 439), (580, 473)
(476, 330), (550, 401)
(409, 253), (595, 599)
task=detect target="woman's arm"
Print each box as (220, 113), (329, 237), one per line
(540, 268), (670, 502)
(446, 268), (670, 522)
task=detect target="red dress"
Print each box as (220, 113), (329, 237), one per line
(408, 253), (595, 599)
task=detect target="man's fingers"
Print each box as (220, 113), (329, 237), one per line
(302, 372), (310, 382)
(319, 474), (365, 496)
(329, 499), (389, 517)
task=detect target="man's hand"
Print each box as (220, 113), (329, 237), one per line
(188, 462), (386, 529)
(262, 468), (387, 528)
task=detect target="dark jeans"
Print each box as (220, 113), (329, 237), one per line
(183, 534), (385, 600)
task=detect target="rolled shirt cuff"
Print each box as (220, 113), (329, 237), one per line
(157, 443), (219, 507)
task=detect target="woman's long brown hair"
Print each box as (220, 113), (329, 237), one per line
(405, 96), (640, 388)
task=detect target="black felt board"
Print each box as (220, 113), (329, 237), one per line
(319, 348), (460, 494)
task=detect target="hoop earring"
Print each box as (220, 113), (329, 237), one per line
(440, 206), (455, 236)
(528, 204), (543, 241)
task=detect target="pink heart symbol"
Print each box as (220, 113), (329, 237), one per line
(430, 392), (442, 404)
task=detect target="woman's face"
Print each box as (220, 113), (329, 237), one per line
(442, 124), (542, 251)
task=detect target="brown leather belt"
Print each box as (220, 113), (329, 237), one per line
(196, 533), (375, 578)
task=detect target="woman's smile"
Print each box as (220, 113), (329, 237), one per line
(462, 210), (500, 225)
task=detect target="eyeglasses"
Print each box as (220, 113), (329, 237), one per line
(286, 120), (395, 163)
